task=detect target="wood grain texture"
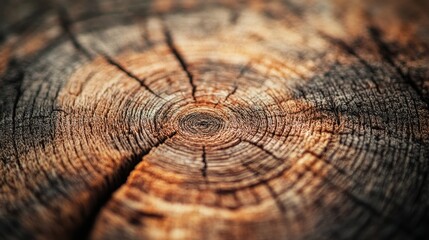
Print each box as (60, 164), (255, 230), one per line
(1, 0), (429, 239)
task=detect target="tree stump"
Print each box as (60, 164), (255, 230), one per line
(1, 0), (429, 239)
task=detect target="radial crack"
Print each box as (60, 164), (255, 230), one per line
(201, 146), (207, 178)
(77, 131), (176, 239)
(57, 7), (91, 59)
(214, 63), (248, 108)
(103, 55), (164, 99)
(214, 85), (238, 108)
(58, 8), (163, 100)
(163, 25), (197, 101)
(224, 85), (238, 102)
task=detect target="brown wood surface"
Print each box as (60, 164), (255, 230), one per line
(1, 0), (429, 239)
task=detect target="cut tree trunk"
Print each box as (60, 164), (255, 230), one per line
(1, 0), (429, 239)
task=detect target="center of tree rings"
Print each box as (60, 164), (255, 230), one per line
(179, 112), (225, 136)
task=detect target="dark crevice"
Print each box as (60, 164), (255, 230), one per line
(214, 85), (238, 108)
(224, 85), (238, 102)
(132, 210), (165, 221)
(102, 55), (164, 99)
(368, 26), (429, 107)
(214, 63), (248, 107)
(201, 146), (207, 178)
(76, 131), (176, 239)
(57, 7), (92, 59)
(58, 13), (164, 100)
(163, 24), (197, 101)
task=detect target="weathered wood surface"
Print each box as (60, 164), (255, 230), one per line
(1, 0), (429, 239)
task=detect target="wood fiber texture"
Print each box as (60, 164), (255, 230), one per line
(1, 0), (429, 239)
